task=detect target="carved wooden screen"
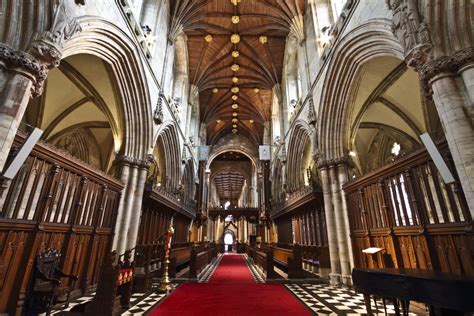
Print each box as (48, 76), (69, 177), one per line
(0, 134), (123, 314)
(344, 142), (473, 276)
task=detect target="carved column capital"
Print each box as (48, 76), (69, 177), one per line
(420, 47), (474, 96)
(0, 44), (48, 97)
(28, 0), (85, 67)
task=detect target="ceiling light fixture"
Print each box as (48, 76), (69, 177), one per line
(231, 0), (241, 5)
(231, 64), (240, 72)
(232, 50), (240, 58)
(254, 88), (260, 93)
(231, 16), (240, 24)
(212, 88), (218, 93)
(232, 76), (239, 83)
(232, 118), (238, 123)
(233, 112), (238, 117)
(259, 35), (268, 44)
(231, 86), (240, 93)
(231, 34), (241, 44)
(205, 34), (213, 42)
(249, 119), (254, 124)
(232, 103), (239, 109)
(232, 95), (238, 101)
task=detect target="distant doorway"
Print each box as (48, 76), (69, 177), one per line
(224, 231), (234, 252)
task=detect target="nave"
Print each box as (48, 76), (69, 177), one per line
(0, 0), (473, 315)
(46, 253), (426, 316)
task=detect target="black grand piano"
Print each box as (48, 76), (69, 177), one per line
(352, 268), (474, 315)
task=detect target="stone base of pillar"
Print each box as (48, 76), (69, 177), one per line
(342, 274), (352, 286)
(320, 267), (330, 279)
(329, 273), (342, 285)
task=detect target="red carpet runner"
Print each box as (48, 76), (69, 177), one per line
(150, 254), (311, 316)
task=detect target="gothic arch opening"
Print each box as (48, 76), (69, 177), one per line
(22, 54), (123, 173)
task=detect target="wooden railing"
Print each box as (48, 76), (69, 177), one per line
(0, 134), (123, 314)
(344, 142), (473, 275)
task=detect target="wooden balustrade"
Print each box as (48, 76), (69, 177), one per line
(344, 141), (473, 276)
(0, 134), (123, 314)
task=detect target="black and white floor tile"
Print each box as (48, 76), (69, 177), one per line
(285, 283), (422, 315)
(122, 292), (168, 315)
(198, 254), (223, 283)
(242, 254), (265, 283)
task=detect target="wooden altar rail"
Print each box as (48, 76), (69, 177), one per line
(343, 142), (473, 276)
(0, 133), (123, 315)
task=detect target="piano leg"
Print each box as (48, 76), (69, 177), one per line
(364, 294), (373, 316)
(401, 299), (410, 316)
(393, 299), (401, 316)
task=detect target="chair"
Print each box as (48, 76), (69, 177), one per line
(27, 249), (78, 315)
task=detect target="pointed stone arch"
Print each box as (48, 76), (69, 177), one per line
(318, 20), (404, 161)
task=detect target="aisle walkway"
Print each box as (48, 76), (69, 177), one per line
(149, 254), (311, 315)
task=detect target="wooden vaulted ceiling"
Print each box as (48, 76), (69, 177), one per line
(213, 171), (246, 201)
(171, 0), (305, 145)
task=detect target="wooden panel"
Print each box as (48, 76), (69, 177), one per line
(344, 141), (473, 276)
(0, 134), (123, 314)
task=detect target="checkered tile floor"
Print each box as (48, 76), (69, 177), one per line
(46, 290), (170, 316)
(243, 254), (265, 283)
(198, 254), (223, 282)
(285, 283), (423, 315)
(122, 292), (168, 315)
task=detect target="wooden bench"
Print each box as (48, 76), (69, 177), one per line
(133, 243), (164, 293)
(246, 245), (276, 279)
(168, 244), (192, 277)
(84, 250), (134, 315)
(273, 245), (305, 279)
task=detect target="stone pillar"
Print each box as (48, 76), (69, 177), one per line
(329, 163), (351, 285)
(319, 163), (341, 284)
(112, 161), (131, 251)
(0, 45), (47, 172)
(118, 162), (139, 255)
(243, 218), (248, 242)
(127, 159), (151, 254)
(420, 50), (474, 216)
(337, 161), (355, 270)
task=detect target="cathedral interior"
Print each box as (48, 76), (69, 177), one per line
(0, 0), (473, 315)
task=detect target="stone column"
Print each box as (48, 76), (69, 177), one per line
(127, 158), (151, 254)
(319, 163), (341, 284)
(420, 50), (474, 216)
(0, 45), (48, 172)
(112, 160), (131, 251)
(329, 162), (351, 285)
(243, 218), (248, 242)
(336, 161), (355, 271)
(118, 162), (139, 255)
